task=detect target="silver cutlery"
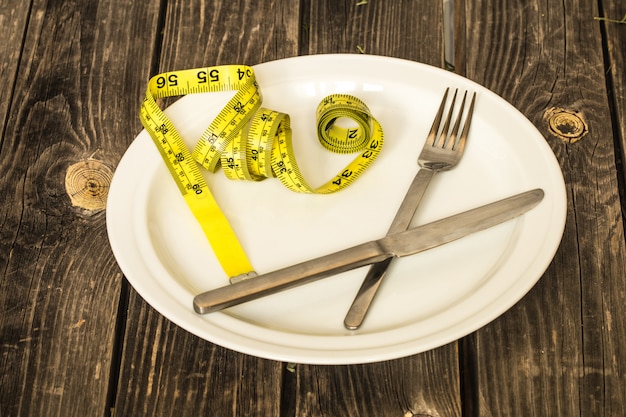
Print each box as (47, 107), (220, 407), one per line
(193, 188), (543, 314)
(344, 88), (476, 329)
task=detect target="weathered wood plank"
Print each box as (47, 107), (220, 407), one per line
(456, 0), (626, 415)
(291, 1), (462, 416)
(158, 0), (299, 69)
(0, 0), (161, 415)
(301, 0), (444, 66)
(114, 297), (285, 416)
(291, 348), (461, 417)
(112, 1), (300, 415)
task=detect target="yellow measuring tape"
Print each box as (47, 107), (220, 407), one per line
(139, 65), (383, 280)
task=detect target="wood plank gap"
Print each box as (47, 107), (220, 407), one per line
(279, 363), (297, 417)
(297, 0), (311, 56)
(104, 1), (169, 414)
(452, 0), (466, 78)
(0, 0), (34, 155)
(596, 0), (626, 232)
(443, 0), (455, 71)
(103, 279), (131, 417)
(284, 1), (306, 409)
(149, 0), (170, 78)
(452, 2), (477, 416)
(459, 335), (478, 417)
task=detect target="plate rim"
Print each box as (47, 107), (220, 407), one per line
(106, 53), (567, 364)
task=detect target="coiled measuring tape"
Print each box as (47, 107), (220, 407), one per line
(139, 65), (383, 281)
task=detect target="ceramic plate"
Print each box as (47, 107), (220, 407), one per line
(106, 54), (566, 364)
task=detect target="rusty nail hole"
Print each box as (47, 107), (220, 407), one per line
(544, 107), (588, 143)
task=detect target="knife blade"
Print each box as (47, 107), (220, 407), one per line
(193, 188), (544, 314)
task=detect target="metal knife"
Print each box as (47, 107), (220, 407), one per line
(193, 188), (544, 314)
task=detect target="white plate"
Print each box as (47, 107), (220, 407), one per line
(106, 54), (566, 364)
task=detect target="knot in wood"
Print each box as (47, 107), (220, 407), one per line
(65, 159), (113, 211)
(544, 107), (588, 143)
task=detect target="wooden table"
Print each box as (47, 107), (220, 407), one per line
(1, 1), (625, 415)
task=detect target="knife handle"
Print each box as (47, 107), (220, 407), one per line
(194, 241), (391, 314)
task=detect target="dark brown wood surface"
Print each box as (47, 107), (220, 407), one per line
(456, 1), (626, 415)
(0, 1), (159, 416)
(0, 1), (624, 416)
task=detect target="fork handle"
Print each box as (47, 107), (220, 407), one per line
(387, 168), (435, 234)
(343, 168), (435, 330)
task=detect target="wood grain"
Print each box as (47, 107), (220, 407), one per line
(112, 1), (299, 415)
(291, 348), (461, 417)
(0, 0), (161, 415)
(456, 0), (626, 415)
(301, 0), (444, 66)
(159, 0), (300, 69)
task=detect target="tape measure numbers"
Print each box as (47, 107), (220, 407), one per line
(140, 65), (383, 280)
(140, 86), (254, 279)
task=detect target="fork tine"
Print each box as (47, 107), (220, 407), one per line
(452, 92), (476, 152)
(425, 88), (450, 146)
(444, 90), (468, 150)
(436, 89), (458, 147)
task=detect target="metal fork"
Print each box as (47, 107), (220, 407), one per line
(343, 88), (477, 330)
